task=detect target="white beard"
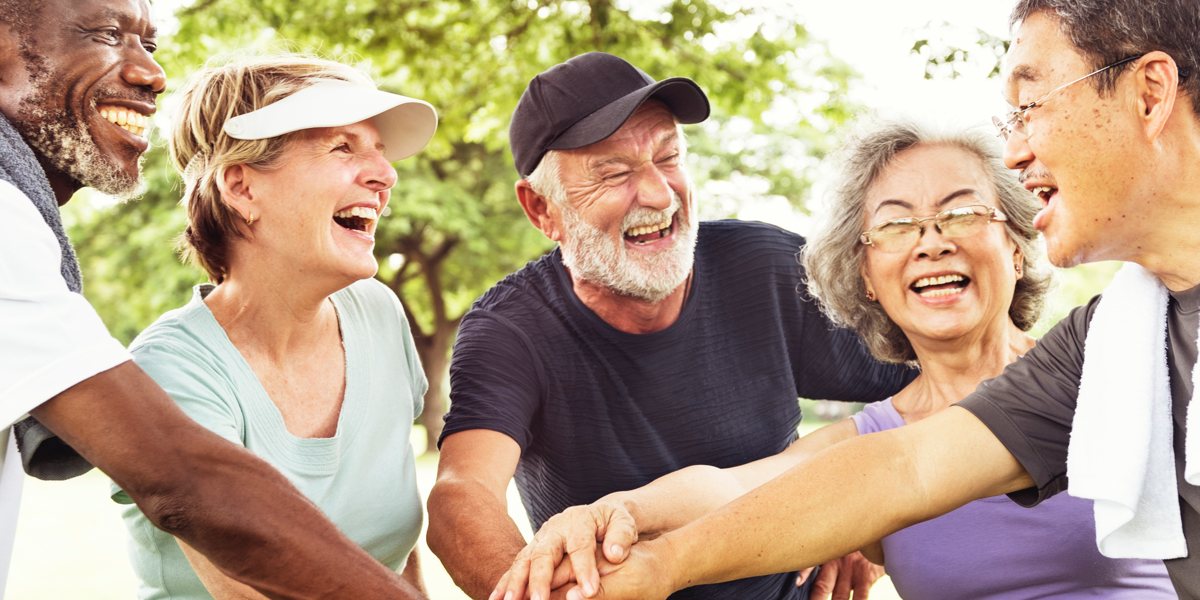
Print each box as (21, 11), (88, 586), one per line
(559, 191), (697, 303)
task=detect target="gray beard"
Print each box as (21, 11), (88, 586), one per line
(559, 194), (697, 304)
(13, 81), (142, 198)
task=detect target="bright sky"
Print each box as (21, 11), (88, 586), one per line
(805, 0), (1013, 124)
(737, 0), (1017, 229)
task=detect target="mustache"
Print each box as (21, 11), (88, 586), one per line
(622, 190), (683, 230)
(91, 86), (158, 107)
(1018, 168), (1055, 185)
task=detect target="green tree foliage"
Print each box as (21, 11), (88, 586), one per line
(66, 0), (859, 451)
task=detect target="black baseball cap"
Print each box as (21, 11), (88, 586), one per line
(509, 52), (711, 177)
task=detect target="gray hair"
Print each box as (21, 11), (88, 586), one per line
(803, 120), (1051, 364)
(1011, 0), (1200, 117)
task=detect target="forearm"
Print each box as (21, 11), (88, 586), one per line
(659, 410), (1030, 590)
(427, 479), (527, 599)
(33, 363), (411, 599)
(611, 465), (747, 535)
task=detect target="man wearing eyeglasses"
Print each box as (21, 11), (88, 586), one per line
(562, 2), (1200, 599)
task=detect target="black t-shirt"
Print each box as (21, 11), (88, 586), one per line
(960, 284), (1200, 598)
(442, 220), (913, 600)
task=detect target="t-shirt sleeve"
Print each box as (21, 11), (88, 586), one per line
(112, 337), (243, 504)
(439, 310), (543, 451)
(957, 297), (1097, 506)
(0, 181), (130, 427)
(392, 293), (427, 419)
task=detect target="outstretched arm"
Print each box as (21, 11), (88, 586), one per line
(587, 407), (1031, 599)
(493, 420), (861, 600)
(33, 362), (415, 599)
(427, 429), (527, 599)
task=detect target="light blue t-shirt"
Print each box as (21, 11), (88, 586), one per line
(115, 279), (426, 599)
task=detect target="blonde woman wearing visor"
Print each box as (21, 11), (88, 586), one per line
(492, 122), (1172, 600)
(112, 55), (437, 599)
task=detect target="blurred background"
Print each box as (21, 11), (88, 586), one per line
(7, 0), (1118, 597)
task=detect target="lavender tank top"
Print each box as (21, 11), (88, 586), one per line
(852, 399), (1175, 599)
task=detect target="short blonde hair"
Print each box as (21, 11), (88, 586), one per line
(803, 120), (1051, 364)
(172, 54), (375, 282)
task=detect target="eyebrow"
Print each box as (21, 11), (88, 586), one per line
(589, 129), (681, 171)
(1008, 63), (1041, 84)
(97, 8), (159, 37)
(873, 188), (981, 215)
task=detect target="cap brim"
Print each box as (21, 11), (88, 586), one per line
(547, 77), (710, 151)
(222, 81), (438, 162)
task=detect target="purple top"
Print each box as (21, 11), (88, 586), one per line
(853, 399), (1174, 599)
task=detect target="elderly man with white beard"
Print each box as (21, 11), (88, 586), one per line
(426, 52), (914, 600)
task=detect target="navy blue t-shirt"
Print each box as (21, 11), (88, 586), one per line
(442, 220), (912, 600)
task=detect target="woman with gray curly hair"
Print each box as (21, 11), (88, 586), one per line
(490, 121), (1172, 600)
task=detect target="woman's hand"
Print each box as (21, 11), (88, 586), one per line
(490, 500), (639, 600)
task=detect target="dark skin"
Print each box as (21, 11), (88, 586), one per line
(2, 1), (422, 597)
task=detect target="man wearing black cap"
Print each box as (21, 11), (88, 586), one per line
(427, 52), (911, 600)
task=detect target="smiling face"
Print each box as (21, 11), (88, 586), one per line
(861, 144), (1022, 348)
(551, 102), (697, 302)
(236, 120), (397, 285)
(1000, 11), (1148, 267)
(0, 0), (164, 199)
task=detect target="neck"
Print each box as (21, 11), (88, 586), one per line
(894, 320), (1034, 422)
(36, 154), (81, 206)
(204, 262), (344, 361)
(570, 271), (691, 334)
(1128, 118), (1200, 291)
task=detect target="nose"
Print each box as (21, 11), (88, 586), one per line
(121, 50), (167, 95)
(634, 166), (674, 210)
(1001, 128), (1035, 171)
(361, 150), (398, 192)
(913, 223), (955, 260)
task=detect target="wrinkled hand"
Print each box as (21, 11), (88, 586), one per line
(491, 501), (639, 600)
(561, 539), (676, 600)
(796, 551), (883, 600)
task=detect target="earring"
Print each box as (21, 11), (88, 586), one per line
(1014, 259), (1023, 279)
(865, 289), (877, 301)
(244, 212), (257, 226)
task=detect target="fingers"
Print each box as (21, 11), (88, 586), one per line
(598, 507), (638, 564)
(795, 566), (815, 587)
(813, 560), (839, 599)
(830, 562), (853, 600)
(563, 530), (599, 598)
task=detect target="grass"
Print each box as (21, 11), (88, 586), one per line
(5, 425), (899, 599)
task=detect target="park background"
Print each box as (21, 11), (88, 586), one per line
(7, 0), (1119, 598)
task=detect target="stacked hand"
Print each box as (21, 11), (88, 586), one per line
(490, 500), (645, 600)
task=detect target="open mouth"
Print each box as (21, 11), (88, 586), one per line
(1030, 185), (1058, 206)
(623, 214), (675, 245)
(910, 273), (970, 298)
(333, 206), (378, 234)
(98, 104), (150, 138)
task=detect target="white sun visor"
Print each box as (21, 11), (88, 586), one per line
(222, 81), (438, 162)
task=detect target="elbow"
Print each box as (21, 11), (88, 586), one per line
(425, 481), (457, 560)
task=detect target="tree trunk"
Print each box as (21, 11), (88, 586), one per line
(416, 324), (455, 455)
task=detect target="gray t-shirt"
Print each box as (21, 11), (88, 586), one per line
(959, 284), (1200, 598)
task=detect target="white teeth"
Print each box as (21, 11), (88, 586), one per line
(624, 220), (671, 238)
(98, 106), (148, 138)
(333, 206), (379, 220)
(913, 274), (965, 289)
(919, 287), (965, 298)
(1031, 186), (1055, 196)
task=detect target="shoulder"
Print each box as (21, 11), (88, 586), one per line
(0, 180), (59, 255)
(696, 220), (805, 267)
(469, 251), (561, 315)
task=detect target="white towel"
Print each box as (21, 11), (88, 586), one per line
(1068, 262), (1200, 558)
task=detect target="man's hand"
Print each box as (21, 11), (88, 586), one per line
(491, 501), (639, 600)
(559, 538), (677, 600)
(796, 551), (883, 600)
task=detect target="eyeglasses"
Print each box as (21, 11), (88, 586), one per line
(859, 204), (1008, 253)
(992, 53), (1145, 140)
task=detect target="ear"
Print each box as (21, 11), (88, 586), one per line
(859, 264), (877, 299)
(515, 179), (563, 242)
(1012, 247), (1025, 280)
(216, 164), (256, 223)
(1133, 51), (1180, 142)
